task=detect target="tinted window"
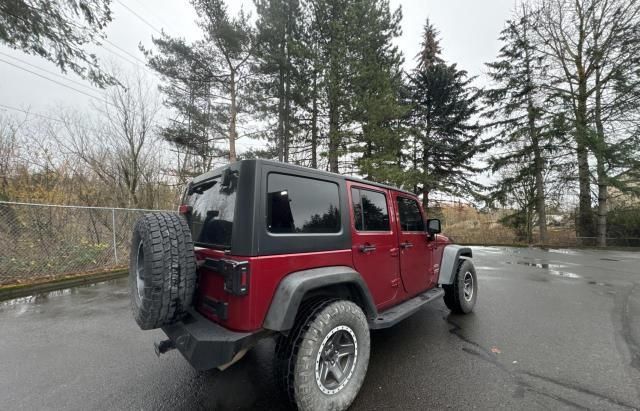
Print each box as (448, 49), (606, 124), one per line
(397, 197), (424, 231)
(352, 188), (390, 231)
(185, 171), (238, 248)
(267, 173), (341, 234)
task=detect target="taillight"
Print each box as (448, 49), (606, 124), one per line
(202, 258), (249, 296)
(179, 204), (192, 215)
(222, 260), (249, 296)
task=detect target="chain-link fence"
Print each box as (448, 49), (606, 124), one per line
(0, 201), (172, 286)
(435, 204), (640, 248)
(1, 200), (638, 287)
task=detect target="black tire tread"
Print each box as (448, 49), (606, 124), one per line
(443, 259), (476, 314)
(274, 297), (336, 404)
(275, 299), (370, 411)
(129, 212), (196, 330)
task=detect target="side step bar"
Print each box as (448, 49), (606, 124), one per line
(369, 287), (444, 330)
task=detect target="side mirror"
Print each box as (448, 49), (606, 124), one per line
(221, 168), (233, 187)
(427, 219), (441, 236)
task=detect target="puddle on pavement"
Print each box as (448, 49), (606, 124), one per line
(505, 260), (581, 279)
(600, 258), (620, 262)
(588, 281), (613, 287)
(475, 266), (501, 271)
(507, 261), (564, 269)
(547, 248), (581, 255)
(546, 270), (581, 279)
(0, 278), (126, 308)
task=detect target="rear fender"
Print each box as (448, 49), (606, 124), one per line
(438, 245), (473, 285)
(262, 266), (377, 331)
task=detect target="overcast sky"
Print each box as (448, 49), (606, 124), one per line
(0, 0), (516, 110)
(0, 0), (516, 158)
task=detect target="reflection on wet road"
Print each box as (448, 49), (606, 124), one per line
(1, 246), (639, 410)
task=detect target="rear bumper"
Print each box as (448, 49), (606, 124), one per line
(161, 310), (268, 371)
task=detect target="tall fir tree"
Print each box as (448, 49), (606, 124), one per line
(253, 0), (305, 163)
(310, 0), (404, 173)
(312, 0), (352, 172)
(484, 5), (555, 243)
(406, 21), (485, 208)
(349, 0), (406, 183)
(535, 0), (640, 245)
(144, 0), (254, 168)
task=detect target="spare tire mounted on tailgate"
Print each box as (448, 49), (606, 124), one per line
(129, 212), (197, 330)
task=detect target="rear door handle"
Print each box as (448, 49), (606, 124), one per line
(400, 241), (413, 249)
(359, 244), (377, 253)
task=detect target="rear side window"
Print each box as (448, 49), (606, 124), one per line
(397, 197), (425, 231)
(267, 173), (341, 234)
(185, 172), (238, 249)
(351, 188), (390, 231)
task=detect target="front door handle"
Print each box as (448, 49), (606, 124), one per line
(359, 244), (377, 253)
(400, 241), (413, 249)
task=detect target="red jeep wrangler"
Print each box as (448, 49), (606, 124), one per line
(129, 159), (477, 410)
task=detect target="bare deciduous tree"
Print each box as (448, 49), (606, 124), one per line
(57, 69), (164, 208)
(535, 0), (640, 246)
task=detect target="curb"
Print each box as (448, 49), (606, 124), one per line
(0, 269), (128, 302)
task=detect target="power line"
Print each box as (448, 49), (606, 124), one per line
(0, 103), (63, 123)
(101, 42), (146, 68)
(0, 58), (109, 104)
(113, 0), (230, 91)
(115, 0), (163, 35)
(0, 51), (104, 94)
(103, 39), (148, 67)
(130, 0), (177, 33)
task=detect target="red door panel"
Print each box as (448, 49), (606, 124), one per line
(348, 183), (400, 309)
(394, 194), (434, 296)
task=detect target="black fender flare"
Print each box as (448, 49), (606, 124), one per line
(262, 266), (377, 331)
(438, 245), (473, 285)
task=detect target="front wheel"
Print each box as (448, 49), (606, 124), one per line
(443, 259), (478, 314)
(275, 299), (370, 411)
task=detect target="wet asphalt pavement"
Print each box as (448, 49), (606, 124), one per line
(1, 246), (640, 410)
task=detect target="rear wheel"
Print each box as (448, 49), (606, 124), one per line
(443, 259), (477, 314)
(275, 299), (370, 411)
(129, 212), (196, 330)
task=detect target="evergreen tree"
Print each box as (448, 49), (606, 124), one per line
(535, 0), (640, 245)
(253, 0), (305, 163)
(144, 0), (254, 167)
(406, 21), (485, 208)
(484, 5), (556, 243)
(349, 0), (406, 183)
(312, 0), (352, 172)
(310, 0), (404, 173)
(0, 0), (115, 86)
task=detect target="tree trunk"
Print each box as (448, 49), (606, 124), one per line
(284, 73), (291, 163)
(575, 78), (593, 243)
(328, 105), (339, 173)
(228, 70), (237, 163)
(523, 26), (548, 245)
(596, 159), (608, 247)
(594, 65), (607, 247)
(283, 7), (293, 164)
(523, 103), (547, 243)
(422, 142), (429, 209)
(327, 52), (340, 173)
(277, 67), (285, 162)
(531, 138), (547, 244)
(310, 73), (318, 169)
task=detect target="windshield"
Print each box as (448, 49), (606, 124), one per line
(185, 172), (238, 249)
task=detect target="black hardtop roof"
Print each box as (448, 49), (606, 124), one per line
(190, 159), (416, 197)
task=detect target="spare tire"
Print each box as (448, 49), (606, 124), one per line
(129, 212), (197, 330)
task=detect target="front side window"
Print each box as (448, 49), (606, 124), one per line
(267, 173), (341, 234)
(397, 197), (425, 232)
(352, 188), (390, 231)
(185, 171), (238, 248)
